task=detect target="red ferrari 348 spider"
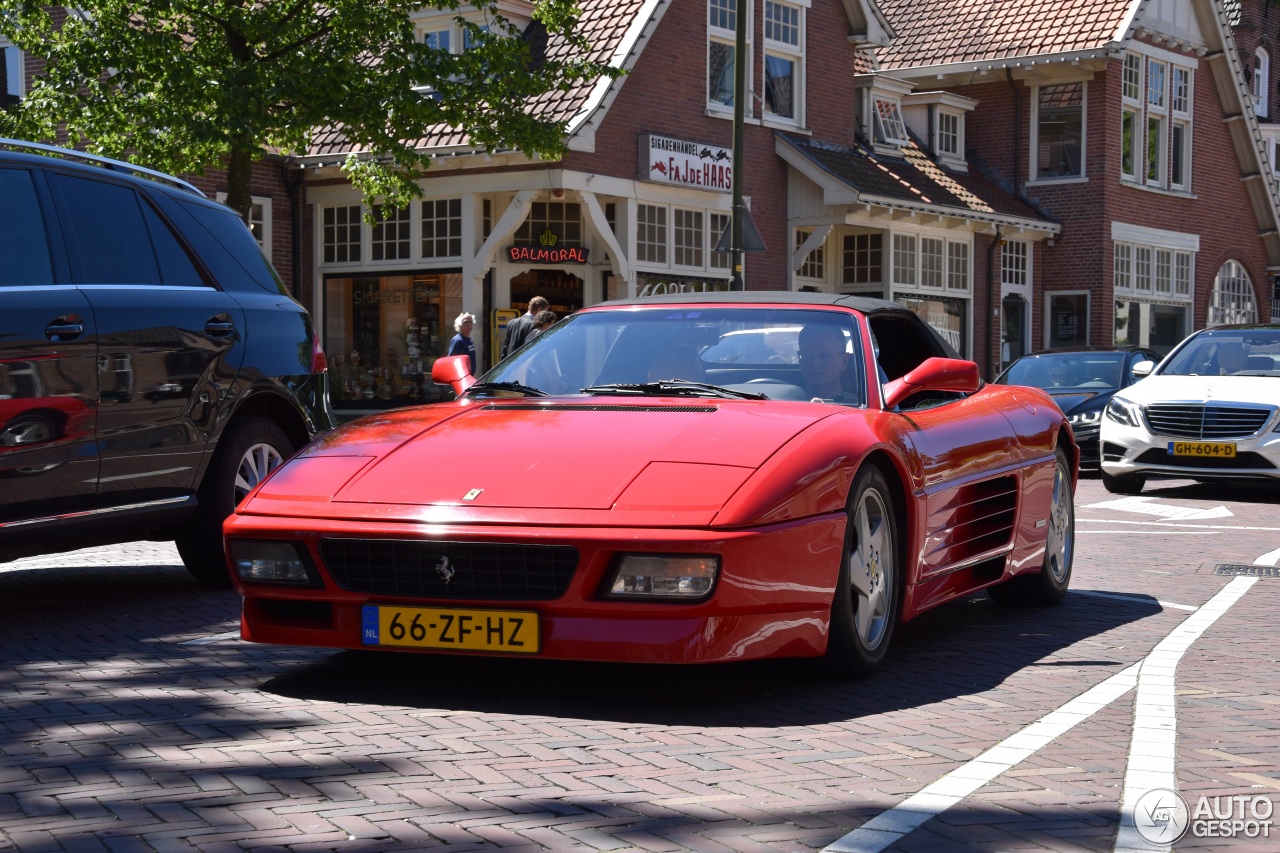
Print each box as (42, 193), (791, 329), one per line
(225, 293), (1077, 677)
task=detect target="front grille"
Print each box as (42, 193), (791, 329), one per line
(320, 539), (578, 600)
(1134, 449), (1276, 470)
(1143, 404), (1273, 439)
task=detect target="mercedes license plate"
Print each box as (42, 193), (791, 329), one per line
(361, 605), (539, 653)
(1168, 441), (1237, 458)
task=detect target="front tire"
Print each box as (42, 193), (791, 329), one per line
(177, 417), (293, 587)
(825, 464), (902, 678)
(1101, 470), (1144, 494)
(988, 447), (1074, 606)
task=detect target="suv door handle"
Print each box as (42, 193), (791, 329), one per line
(204, 315), (236, 338)
(46, 314), (85, 342)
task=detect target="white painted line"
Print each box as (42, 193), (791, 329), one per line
(821, 664), (1141, 853)
(1114, 575), (1259, 852)
(1072, 590), (1198, 612)
(180, 631), (242, 645)
(1078, 518), (1280, 532)
(1082, 496), (1232, 520)
(1254, 546), (1280, 566)
(822, 577), (1257, 853)
(1077, 531), (1217, 535)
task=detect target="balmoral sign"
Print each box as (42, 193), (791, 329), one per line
(640, 134), (732, 191)
(507, 229), (588, 264)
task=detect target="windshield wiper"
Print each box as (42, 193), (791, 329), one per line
(580, 380), (765, 400)
(464, 381), (549, 398)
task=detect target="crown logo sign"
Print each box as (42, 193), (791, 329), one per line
(539, 229), (558, 247)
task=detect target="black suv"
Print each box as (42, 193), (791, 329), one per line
(0, 139), (334, 585)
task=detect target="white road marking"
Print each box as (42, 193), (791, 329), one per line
(1082, 496), (1233, 520)
(1114, 575), (1259, 852)
(1077, 519), (1280, 532)
(821, 578), (1256, 853)
(1253, 546), (1280, 566)
(1072, 590), (1198, 612)
(1078, 530), (1218, 535)
(180, 631), (242, 645)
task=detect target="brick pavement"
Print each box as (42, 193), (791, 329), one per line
(1, 477), (1277, 852)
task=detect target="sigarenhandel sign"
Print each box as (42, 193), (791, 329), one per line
(507, 229), (588, 264)
(640, 134), (732, 191)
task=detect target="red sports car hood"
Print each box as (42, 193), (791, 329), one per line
(271, 400), (834, 513)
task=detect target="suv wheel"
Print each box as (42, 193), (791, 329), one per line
(177, 416), (293, 587)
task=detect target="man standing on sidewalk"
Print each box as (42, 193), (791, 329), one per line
(501, 295), (550, 359)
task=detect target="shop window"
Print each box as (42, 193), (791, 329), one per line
(842, 233), (882, 286)
(1208, 260), (1258, 326)
(1114, 298), (1188, 356)
(322, 205), (362, 264)
(894, 293), (966, 356)
(1034, 82), (1083, 179)
(421, 198), (462, 259)
(1046, 292), (1089, 349)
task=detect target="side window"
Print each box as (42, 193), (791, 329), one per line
(139, 200), (205, 286)
(0, 169), (54, 286)
(50, 173), (164, 285)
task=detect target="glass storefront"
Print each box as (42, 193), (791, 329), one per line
(324, 272), (462, 407)
(894, 293), (968, 356)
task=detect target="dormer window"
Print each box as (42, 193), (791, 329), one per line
(855, 74), (914, 155)
(873, 97), (907, 145)
(902, 91), (976, 171)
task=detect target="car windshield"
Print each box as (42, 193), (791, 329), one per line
(1160, 330), (1280, 376)
(476, 306), (867, 405)
(1001, 352), (1127, 390)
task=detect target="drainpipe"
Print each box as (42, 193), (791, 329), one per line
(987, 225), (1003, 380)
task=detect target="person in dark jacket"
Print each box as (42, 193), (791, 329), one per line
(500, 295), (550, 358)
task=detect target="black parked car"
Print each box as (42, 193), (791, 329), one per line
(0, 139), (334, 585)
(994, 347), (1158, 470)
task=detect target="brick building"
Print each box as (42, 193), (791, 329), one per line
(8, 0), (1279, 412)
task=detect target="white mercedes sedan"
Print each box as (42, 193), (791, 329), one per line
(1099, 325), (1280, 493)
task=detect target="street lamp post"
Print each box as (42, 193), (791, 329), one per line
(729, 0), (747, 291)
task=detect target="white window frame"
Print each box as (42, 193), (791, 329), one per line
(947, 241), (970, 292)
(707, 0), (750, 114)
(872, 96), (909, 146)
(1111, 223), (1198, 303)
(710, 212), (731, 270)
(1208, 260), (1258, 326)
(1030, 80), (1086, 183)
(883, 228), (972, 296)
(794, 228), (825, 281)
(216, 192), (273, 253)
(920, 236), (944, 289)
(421, 197), (463, 260)
(1120, 46), (1195, 193)
(761, 0), (804, 127)
(937, 111), (961, 159)
(673, 207), (705, 269)
(892, 233), (917, 286)
(1001, 239), (1030, 290)
(1043, 290), (1091, 350)
(635, 202), (733, 275)
(320, 204), (363, 266)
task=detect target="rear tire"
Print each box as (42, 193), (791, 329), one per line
(177, 417), (293, 587)
(825, 464), (902, 678)
(988, 447), (1074, 606)
(1101, 470), (1145, 494)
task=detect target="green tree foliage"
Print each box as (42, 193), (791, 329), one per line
(0, 0), (617, 217)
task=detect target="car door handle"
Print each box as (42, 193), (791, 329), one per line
(204, 316), (236, 338)
(46, 315), (85, 342)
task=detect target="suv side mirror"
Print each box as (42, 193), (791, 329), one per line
(883, 357), (981, 409)
(431, 355), (477, 395)
(1132, 360), (1154, 377)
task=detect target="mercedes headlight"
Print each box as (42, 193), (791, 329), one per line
(1068, 410), (1103, 426)
(1104, 396), (1142, 428)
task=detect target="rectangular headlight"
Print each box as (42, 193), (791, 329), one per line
(605, 555), (719, 601)
(227, 539), (318, 586)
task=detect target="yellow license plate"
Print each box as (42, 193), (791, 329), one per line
(1168, 441), (1237, 458)
(361, 605), (539, 653)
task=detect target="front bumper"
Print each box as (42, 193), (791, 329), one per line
(227, 513), (847, 664)
(1100, 414), (1280, 482)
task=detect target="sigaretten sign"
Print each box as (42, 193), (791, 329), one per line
(640, 134), (732, 191)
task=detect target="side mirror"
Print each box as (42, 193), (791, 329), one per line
(430, 355), (477, 395)
(883, 357), (981, 410)
(1132, 360), (1154, 377)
